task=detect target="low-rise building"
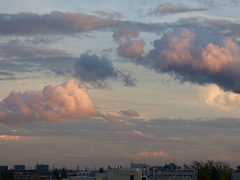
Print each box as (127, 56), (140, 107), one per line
(14, 165), (26, 172)
(131, 162), (149, 176)
(148, 163), (196, 180)
(106, 168), (142, 180)
(232, 171), (240, 180)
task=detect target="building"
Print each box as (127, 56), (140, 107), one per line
(131, 162), (149, 176)
(14, 165), (26, 172)
(148, 163), (197, 180)
(106, 168), (142, 180)
(64, 177), (102, 180)
(232, 171), (240, 180)
(35, 164), (49, 175)
(0, 166), (8, 174)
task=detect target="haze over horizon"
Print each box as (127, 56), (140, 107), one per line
(1, 0), (240, 169)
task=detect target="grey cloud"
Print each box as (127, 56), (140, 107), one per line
(0, 11), (118, 36)
(177, 17), (240, 38)
(148, 3), (207, 16)
(74, 53), (118, 87)
(118, 72), (136, 87)
(0, 43), (69, 59)
(73, 53), (136, 88)
(142, 118), (240, 130)
(121, 109), (140, 117)
(94, 11), (122, 19)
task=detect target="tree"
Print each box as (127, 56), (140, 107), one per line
(53, 168), (60, 180)
(184, 160), (231, 180)
(61, 168), (67, 178)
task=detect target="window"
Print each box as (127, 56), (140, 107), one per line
(130, 175), (134, 180)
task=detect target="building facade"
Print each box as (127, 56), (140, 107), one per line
(106, 168), (142, 180)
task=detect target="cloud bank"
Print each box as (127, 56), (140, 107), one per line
(0, 11), (118, 36)
(0, 79), (96, 124)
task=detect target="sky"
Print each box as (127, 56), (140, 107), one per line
(0, 0), (240, 170)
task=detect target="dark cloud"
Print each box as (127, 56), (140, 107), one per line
(148, 3), (207, 16)
(73, 53), (136, 88)
(118, 71), (136, 87)
(0, 11), (119, 36)
(139, 27), (240, 93)
(74, 53), (118, 87)
(121, 109), (140, 117)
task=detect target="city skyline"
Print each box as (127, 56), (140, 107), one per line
(0, 0), (240, 169)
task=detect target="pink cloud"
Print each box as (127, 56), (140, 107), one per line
(0, 79), (97, 124)
(113, 23), (145, 58)
(136, 150), (170, 158)
(115, 129), (156, 140)
(146, 27), (240, 93)
(67, 154), (88, 158)
(166, 136), (184, 142)
(0, 135), (35, 140)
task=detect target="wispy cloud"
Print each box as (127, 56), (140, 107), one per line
(148, 3), (207, 16)
(66, 154), (88, 158)
(0, 135), (35, 140)
(115, 129), (157, 140)
(136, 150), (171, 158)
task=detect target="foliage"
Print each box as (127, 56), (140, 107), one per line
(61, 168), (67, 178)
(53, 168), (60, 180)
(184, 160), (231, 180)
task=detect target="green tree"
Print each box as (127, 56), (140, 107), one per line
(53, 168), (60, 180)
(184, 160), (231, 180)
(61, 168), (67, 178)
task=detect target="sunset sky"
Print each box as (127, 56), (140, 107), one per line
(1, 0), (240, 169)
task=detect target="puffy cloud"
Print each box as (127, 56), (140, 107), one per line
(115, 129), (156, 140)
(113, 23), (145, 58)
(74, 53), (136, 88)
(0, 79), (97, 124)
(142, 27), (240, 93)
(136, 150), (170, 158)
(74, 53), (118, 88)
(148, 3), (206, 16)
(0, 11), (118, 36)
(200, 84), (240, 111)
